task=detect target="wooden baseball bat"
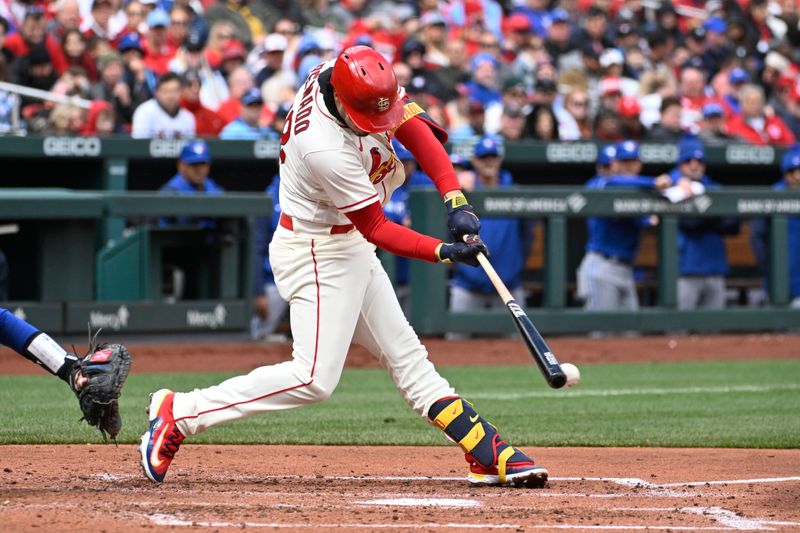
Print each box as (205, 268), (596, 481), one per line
(475, 251), (567, 389)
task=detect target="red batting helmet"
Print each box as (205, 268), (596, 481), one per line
(330, 46), (404, 133)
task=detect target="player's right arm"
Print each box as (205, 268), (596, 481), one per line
(304, 149), (485, 265)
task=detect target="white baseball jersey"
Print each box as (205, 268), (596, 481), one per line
(278, 59), (406, 226)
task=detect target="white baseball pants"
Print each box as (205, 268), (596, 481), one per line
(173, 223), (455, 436)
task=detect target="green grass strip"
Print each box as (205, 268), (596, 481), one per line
(0, 360), (798, 448)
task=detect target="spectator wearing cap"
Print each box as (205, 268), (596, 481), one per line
(723, 67), (750, 116)
(751, 148), (800, 308)
(598, 75), (623, 114)
(545, 8), (579, 68)
(465, 52), (501, 109)
(158, 139), (223, 235)
(418, 12), (449, 68)
(449, 98), (487, 143)
(219, 87), (277, 140)
(142, 9), (177, 75)
(555, 87), (591, 140)
(618, 95), (644, 139)
(168, 31), (229, 112)
(90, 52), (135, 127)
(447, 135), (532, 340)
(118, 32), (156, 112)
(254, 32), (287, 88)
(215, 65), (254, 122)
(204, 0), (270, 49)
(532, 77), (557, 107)
(61, 28), (98, 82)
(664, 141), (739, 310)
(132, 71), (195, 138)
(576, 140), (663, 314)
(180, 68), (225, 136)
(701, 17), (731, 78)
(646, 95), (683, 141)
(502, 12), (533, 62)
(3, 6), (68, 76)
(726, 84), (796, 145)
(698, 102), (733, 145)
(13, 43), (59, 103)
(511, 0), (550, 38)
(499, 105), (527, 140)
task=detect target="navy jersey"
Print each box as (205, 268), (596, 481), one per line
(452, 170), (531, 293)
(158, 173), (224, 228)
(669, 169), (738, 276)
(584, 174), (654, 262)
(751, 180), (800, 298)
(253, 175), (282, 294)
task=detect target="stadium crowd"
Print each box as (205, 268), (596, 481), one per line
(0, 0), (797, 143)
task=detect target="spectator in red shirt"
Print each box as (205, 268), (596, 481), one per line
(141, 9), (176, 75)
(167, 4), (192, 50)
(3, 6), (68, 76)
(62, 29), (98, 81)
(114, 0), (146, 45)
(726, 84), (796, 145)
(678, 64), (710, 131)
(180, 68), (225, 137)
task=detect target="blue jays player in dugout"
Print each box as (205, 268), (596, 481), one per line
(140, 46), (550, 488)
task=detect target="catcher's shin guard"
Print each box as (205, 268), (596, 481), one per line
(428, 396), (548, 488)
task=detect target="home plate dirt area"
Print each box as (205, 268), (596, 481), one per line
(1, 445), (799, 531)
(1, 335), (799, 531)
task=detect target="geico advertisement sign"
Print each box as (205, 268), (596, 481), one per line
(43, 137), (102, 156)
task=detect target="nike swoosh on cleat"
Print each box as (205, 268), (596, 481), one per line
(469, 414), (479, 423)
(149, 419), (166, 468)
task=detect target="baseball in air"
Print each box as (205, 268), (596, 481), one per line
(561, 363), (581, 387)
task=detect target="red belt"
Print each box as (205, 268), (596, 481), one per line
(279, 213), (355, 235)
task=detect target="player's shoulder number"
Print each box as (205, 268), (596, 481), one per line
(280, 63), (325, 164)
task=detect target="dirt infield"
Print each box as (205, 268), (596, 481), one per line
(1, 445), (799, 531)
(2, 333), (799, 374)
(1, 334), (799, 531)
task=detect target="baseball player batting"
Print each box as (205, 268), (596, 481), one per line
(140, 46), (548, 488)
(0, 307), (131, 440)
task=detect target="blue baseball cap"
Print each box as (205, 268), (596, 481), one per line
(450, 153), (471, 169)
(241, 87), (264, 106)
(117, 33), (143, 53)
(729, 67), (750, 85)
(391, 139), (414, 161)
(678, 142), (706, 163)
(551, 8), (571, 23)
(597, 144), (617, 166)
(702, 102), (724, 118)
(782, 149), (800, 173)
(297, 34), (321, 56)
(147, 9), (170, 28)
(615, 140), (640, 161)
(473, 136), (502, 158)
(703, 17), (727, 34)
(470, 52), (498, 72)
(180, 140), (211, 164)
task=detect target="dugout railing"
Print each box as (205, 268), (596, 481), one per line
(408, 188), (800, 335)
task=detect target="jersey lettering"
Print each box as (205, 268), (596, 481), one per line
(279, 110), (293, 164)
(293, 85), (315, 134)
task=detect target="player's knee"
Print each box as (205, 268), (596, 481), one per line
(305, 380), (335, 403)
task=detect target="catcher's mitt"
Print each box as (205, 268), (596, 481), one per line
(69, 343), (132, 441)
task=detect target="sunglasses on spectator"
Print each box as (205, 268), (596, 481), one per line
(569, 100), (587, 107)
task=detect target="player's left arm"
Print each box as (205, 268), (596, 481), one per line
(393, 102), (480, 241)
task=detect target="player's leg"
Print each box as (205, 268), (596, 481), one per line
(445, 285), (484, 340)
(352, 257), (547, 487)
(677, 277), (700, 310)
(142, 231), (374, 482)
(704, 276), (726, 309)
